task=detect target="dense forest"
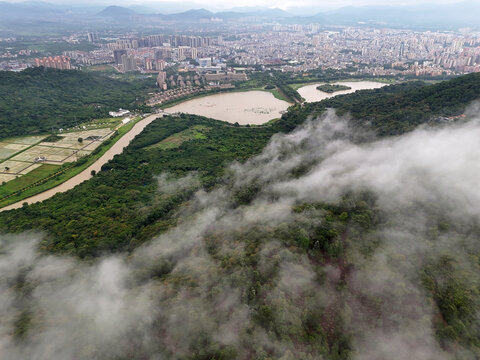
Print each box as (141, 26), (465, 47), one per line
(1, 73), (480, 359)
(322, 72), (480, 135)
(0, 67), (154, 139)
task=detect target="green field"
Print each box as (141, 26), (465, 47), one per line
(146, 125), (209, 150)
(0, 164), (61, 197)
(84, 65), (118, 73)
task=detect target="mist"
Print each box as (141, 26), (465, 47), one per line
(1, 106), (480, 359)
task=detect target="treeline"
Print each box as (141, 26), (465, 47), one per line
(0, 67), (155, 140)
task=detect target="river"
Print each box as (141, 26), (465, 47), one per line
(167, 90), (291, 125)
(0, 113), (162, 212)
(297, 81), (386, 103)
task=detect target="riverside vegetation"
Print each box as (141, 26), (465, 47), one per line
(1, 72), (480, 359)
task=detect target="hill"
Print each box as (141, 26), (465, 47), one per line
(0, 67), (153, 140)
(97, 5), (136, 18)
(1, 74), (480, 359)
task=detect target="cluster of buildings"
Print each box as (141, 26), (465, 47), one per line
(2, 26), (479, 77)
(34, 56), (72, 70)
(147, 83), (235, 106)
(107, 34), (218, 50)
(224, 28), (480, 75)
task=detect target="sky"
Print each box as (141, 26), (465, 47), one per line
(5, 0), (474, 11)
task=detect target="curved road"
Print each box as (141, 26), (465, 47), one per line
(0, 113), (162, 212)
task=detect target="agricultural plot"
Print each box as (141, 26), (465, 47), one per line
(0, 174), (16, 184)
(0, 139), (42, 159)
(0, 123), (121, 192)
(1, 135), (47, 145)
(0, 160), (35, 174)
(39, 128), (114, 151)
(12, 146), (74, 163)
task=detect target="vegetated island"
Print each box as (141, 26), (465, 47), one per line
(316, 83), (352, 93)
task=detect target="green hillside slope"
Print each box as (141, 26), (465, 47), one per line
(0, 67), (153, 139)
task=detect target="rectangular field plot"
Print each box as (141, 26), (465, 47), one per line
(39, 129), (114, 150)
(0, 148), (18, 159)
(0, 174), (17, 184)
(39, 141), (87, 150)
(0, 160), (32, 174)
(62, 128), (113, 140)
(2, 135), (47, 145)
(12, 146), (76, 163)
(0, 142), (31, 159)
(18, 163), (42, 175)
(81, 141), (103, 151)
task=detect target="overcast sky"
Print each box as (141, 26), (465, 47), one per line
(5, 0), (477, 12)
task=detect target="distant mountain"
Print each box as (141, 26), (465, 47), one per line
(127, 5), (156, 14)
(324, 2), (480, 29)
(0, 1), (64, 18)
(225, 6), (292, 17)
(97, 5), (136, 19)
(0, 0), (479, 30)
(164, 8), (213, 20)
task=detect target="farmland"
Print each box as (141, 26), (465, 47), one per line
(0, 115), (138, 205)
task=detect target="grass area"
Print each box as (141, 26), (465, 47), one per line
(269, 87), (292, 102)
(0, 164), (61, 198)
(146, 125), (209, 150)
(83, 65), (118, 73)
(0, 116), (142, 208)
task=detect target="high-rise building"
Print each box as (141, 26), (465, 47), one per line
(156, 71), (167, 90)
(156, 59), (165, 71)
(155, 48), (171, 60)
(145, 58), (154, 71)
(121, 54), (136, 72)
(87, 32), (100, 43)
(113, 49), (127, 65)
(190, 47), (198, 59)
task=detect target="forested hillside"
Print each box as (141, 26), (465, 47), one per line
(322, 72), (480, 135)
(0, 67), (153, 139)
(1, 74), (480, 359)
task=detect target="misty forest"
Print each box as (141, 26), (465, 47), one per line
(0, 71), (479, 360)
